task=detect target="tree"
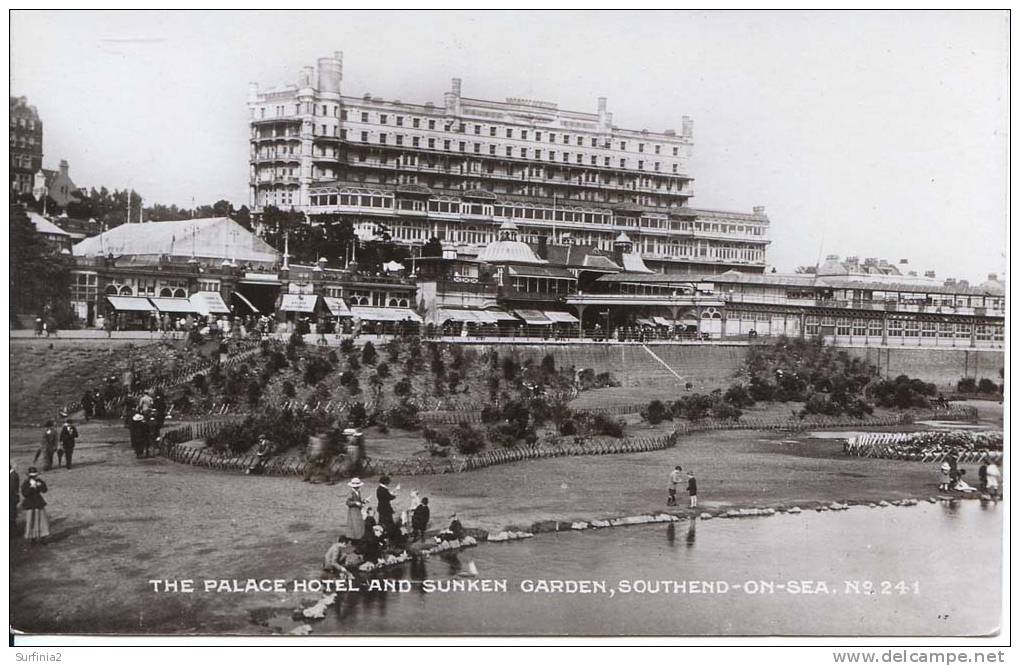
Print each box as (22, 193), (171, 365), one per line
(232, 205), (252, 230)
(9, 205), (74, 326)
(421, 236), (444, 257)
(795, 265), (817, 274)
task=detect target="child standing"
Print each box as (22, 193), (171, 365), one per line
(687, 471), (698, 509)
(667, 465), (683, 506)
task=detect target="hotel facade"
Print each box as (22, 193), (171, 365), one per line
(247, 52), (770, 275)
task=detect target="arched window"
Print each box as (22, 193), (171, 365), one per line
(388, 298), (398, 307)
(159, 287), (173, 297)
(119, 286), (133, 296)
(398, 299), (408, 308)
(104, 285), (119, 295)
(173, 288), (187, 298)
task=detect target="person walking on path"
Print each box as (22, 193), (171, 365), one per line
(667, 465), (684, 506)
(376, 475), (399, 538)
(21, 467), (50, 543)
(81, 390), (95, 421)
(345, 478), (366, 540)
(35, 421), (58, 471)
(129, 413), (147, 458)
(11, 463), (21, 536)
(58, 416), (79, 469)
(687, 471), (698, 509)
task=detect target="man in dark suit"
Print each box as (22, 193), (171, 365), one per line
(376, 475), (398, 539)
(59, 416), (79, 469)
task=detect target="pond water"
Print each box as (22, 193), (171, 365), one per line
(311, 501), (1001, 636)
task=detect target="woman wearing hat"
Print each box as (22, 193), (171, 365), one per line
(34, 421), (58, 471)
(21, 467), (50, 543)
(345, 478), (366, 540)
(129, 413), (147, 458)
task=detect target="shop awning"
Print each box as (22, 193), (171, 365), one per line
(190, 292), (231, 316)
(486, 310), (520, 322)
(351, 306), (422, 323)
(322, 297), (351, 317)
(636, 318), (657, 327)
(241, 272), (282, 286)
(653, 316), (677, 327)
(542, 310), (579, 324)
(514, 309), (553, 325)
(279, 294), (320, 313)
(106, 296), (156, 312)
(231, 291), (260, 314)
(148, 297), (200, 314)
(436, 309), (503, 324)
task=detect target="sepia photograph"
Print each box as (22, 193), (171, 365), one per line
(7, 9), (1008, 647)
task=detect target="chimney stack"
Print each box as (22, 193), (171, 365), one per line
(59, 160), (68, 177)
(536, 235), (548, 260)
(924, 270), (936, 279)
(988, 273), (998, 281)
(451, 78), (462, 96)
(753, 205), (765, 216)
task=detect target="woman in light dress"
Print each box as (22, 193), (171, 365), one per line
(345, 478), (366, 540)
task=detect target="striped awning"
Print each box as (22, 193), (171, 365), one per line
(542, 310), (579, 324)
(514, 309), (552, 325)
(190, 291), (231, 315)
(231, 291), (260, 314)
(106, 296), (155, 312)
(486, 310), (520, 322)
(653, 316), (678, 327)
(322, 297), (351, 317)
(279, 293), (320, 313)
(636, 318), (657, 327)
(148, 297), (200, 314)
(437, 309), (490, 324)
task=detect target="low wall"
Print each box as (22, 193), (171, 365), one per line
(845, 346), (1004, 388)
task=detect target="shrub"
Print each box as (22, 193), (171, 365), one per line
(349, 402), (368, 427)
(246, 381), (262, 406)
(361, 341), (378, 365)
(540, 354), (556, 375)
(642, 399), (669, 425)
(580, 412), (625, 438)
(393, 377), (412, 398)
(486, 422), (523, 449)
(480, 404), (501, 424)
(502, 357), (519, 382)
(339, 338), (355, 354)
(423, 426), (451, 456)
(723, 384), (756, 408)
(385, 338), (401, 363)
(451, 421), (485, 455)
(977, 378), (998, 394)
(376, 362), (390, 378)
(957, 377), (977, 393)
(302, 354), (334, 386)
(711, 401), (742, 421)
(346, 354), (361, 373)
(558, 419), (578, 436)
(192, 373), (207, 394)
(385, 400), (421, 430)
(281, 380), (296, 398)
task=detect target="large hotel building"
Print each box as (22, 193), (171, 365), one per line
(247, 52), (769, 274)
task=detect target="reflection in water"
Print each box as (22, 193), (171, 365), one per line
(314, 502), (1000, 636)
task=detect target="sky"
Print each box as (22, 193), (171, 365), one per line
(9, 10), (1009, 280)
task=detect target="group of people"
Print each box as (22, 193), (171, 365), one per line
(35, 413), (79, 471)
(938, 454), (1001, 497)
(124, 389), (167, 458)
(326, 476), (464, 576)
(667, 465), (698, 508)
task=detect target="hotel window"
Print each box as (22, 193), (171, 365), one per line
(473, 125), (481, 135)
(563, 153), (570, 162)
(412, 136), (420, 147)
(590, 138), (597, 147)
(412, 118), (420, 128)
(922, 321), (937, 337)
(396, 116), (403, 126)
(888, 319), (903, 337)
(521, 130), (528, 140)
(576, 136), (583, 146)
(805, 316), (819, 335)
(620, 158), (626, 168)
(590, 156), (597, 166)
(672, 164), (678, 174)
(380, 133), (387, 144)
(672, 146), (679, 156)
(535, 131), (542, 141)
(379, 115), (387, 124)
(428, 138), (436, 149)
(562, 134), (570, 144)
(521, 148), (527, 158)
(576, 154), (583, 164)
(549, 151), (556, 161)
(535, 150), (542, 160)
(361, 112), (369, 122)
(396, 135), (404, 145)
(638, 161), (644, 170)
(655, 145), (661, 154)
(506, 147), (513, 156)
(837, 319), (851, 336)
(620, 141), (626, 150)
(549, 133), (556, 143)
(489, 145), (496, 155)
(458, 141), (465, 152)
(444, 140), (451, 150)
(428, 119), (436, 130)
(904, 320), (919, 337)
(489, 126), (496, 136)
(955, 323), (971, 339)
(638, 143), (645, 152)
(506, 128), (513, 138)
(654, 162), (660, 172)
(360, 131), (369, 142)
(604, 157), (610, 167)
(474, 143), (481, 153)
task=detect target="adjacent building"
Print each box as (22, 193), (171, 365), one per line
(10, 96), (43, 196)
(248, 53), (771, 275)
(33, 159), (81, 208)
